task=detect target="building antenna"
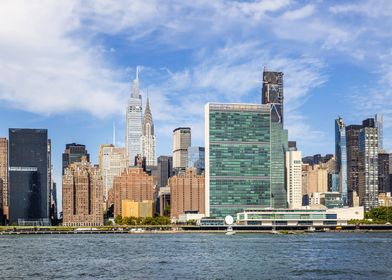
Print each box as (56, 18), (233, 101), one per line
(113, 121), (116, 146)
(136, 66), (139, 81)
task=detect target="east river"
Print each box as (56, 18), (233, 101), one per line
(0, 232), (392, 279)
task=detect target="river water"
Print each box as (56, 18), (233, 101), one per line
(0, 232), (391, 279)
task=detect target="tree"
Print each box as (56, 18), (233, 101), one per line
(163, 205), (171, 217)
(114, 215), (123, 225)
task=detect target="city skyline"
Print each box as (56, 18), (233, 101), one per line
(0, 1), (392, 213)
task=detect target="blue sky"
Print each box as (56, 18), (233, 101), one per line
(1, 0), (392, 211)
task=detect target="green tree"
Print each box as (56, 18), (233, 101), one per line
(114, 215), (123, 225)
(365, 206), (392, 223)
(163, 205), (171, 217)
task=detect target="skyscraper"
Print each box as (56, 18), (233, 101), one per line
(187, 146), (205, 174)
(62, 157), (103, 226)
(335, 117), (348, 205)
(8, 129), (50, 225)
(140, 96), (156, 166)
(375, 113), (383, 152)
(62, 143), (90, 175)
(157, 156), (173, 188)
(262, 70), (284, 124)
(172, 127), (191, 170)
(346, 124), (362, 206)
(98, 144), (129, 202)
(0, 138), (8, 220)
(205, 103), (283, 218)
(262, 70), (288, 208)
(378, 153), (390, 193)
(126, 68), (143, 165)
(358, 118), (379, 210)
(286, 149), (302, 209)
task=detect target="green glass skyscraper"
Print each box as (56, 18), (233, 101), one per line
(205, 103), (274, 218)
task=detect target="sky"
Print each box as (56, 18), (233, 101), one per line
(1, 0), (392, 212)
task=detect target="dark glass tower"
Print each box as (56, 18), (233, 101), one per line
(262, 70), (284, 124)
(62, 143), (90, 175)
(335, 117), (348, 205)
(157, 156), (173, 188)
(346, 124), (362, 206)
(378, 153), (390, 193)
(8, 129), (50, 224)
(262, 69), (287, 209)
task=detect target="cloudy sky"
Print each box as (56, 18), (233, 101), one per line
(1, 0), (392, 209)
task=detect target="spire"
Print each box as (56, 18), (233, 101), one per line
(130, 66), (140, 98)
(145, 94), (151, 115)
(143, 94), (154, 136)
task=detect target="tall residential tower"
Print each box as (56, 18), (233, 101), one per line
(335, 117), (348, 205)
(358, 118), (379, 210)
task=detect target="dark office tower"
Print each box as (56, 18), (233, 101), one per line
(288, 141), (297, 150)
(9, 129), (50, 225)
(50, 182), (58, 224)
(346, 124), (362, 206)
(157, 156), (173, 188)
(358, 119), (378, 210)
(375, 113), (383, 152)
(62, 143), (90, 175)
(262, 70), (284, 124)
(378, 153), (390, 193)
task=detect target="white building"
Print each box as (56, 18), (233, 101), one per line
(126, 68), (143, 165)
(98, 144), (129, 200)
(286, 149), (302, 209)
(140, 96), (156, 166)
(236, 207), (364, 226)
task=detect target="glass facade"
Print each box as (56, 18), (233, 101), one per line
(359, 120), (379, 210)
(237, 209), (340, 225)
(206, 103), (272, 218)
(335, 118), (348, 205)
(270, 122), (288, 208)
(187, 146), (205, 174)
(262, 71), (284, 124)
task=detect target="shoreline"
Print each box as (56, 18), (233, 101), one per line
(1, 228), (392, 235)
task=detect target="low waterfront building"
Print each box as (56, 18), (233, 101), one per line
(236, 207), (364, 226)
(178, 212), (205, 224)
(121, 200), (154, 218)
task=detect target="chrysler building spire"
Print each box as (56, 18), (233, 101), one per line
(141, 95), (156, 165)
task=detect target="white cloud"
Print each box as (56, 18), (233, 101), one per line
(280, 4), (315, 20)
(0, 0), (128, 118)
